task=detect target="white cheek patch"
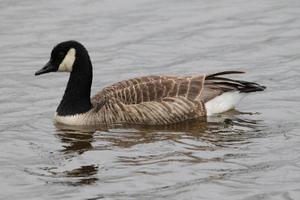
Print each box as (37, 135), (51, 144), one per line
(58, 48), (76, 72)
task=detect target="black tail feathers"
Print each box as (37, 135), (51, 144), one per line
(206, 71), (266, 93)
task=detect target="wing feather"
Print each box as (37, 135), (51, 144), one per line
(91, 75), (206, 108)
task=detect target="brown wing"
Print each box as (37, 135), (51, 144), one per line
(91, 75), (206, 110)
(91, 71), (265, 109)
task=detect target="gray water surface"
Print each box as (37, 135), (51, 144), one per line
(1, 0), (300, 199)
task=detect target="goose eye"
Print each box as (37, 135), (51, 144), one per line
(58, 52), (64, 58)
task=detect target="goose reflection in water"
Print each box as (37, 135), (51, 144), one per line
(52, 111), (265, 186)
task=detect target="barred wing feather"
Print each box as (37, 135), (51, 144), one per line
(91, 75), (206, 106)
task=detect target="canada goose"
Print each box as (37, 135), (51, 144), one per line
(35, 41), (265, 126)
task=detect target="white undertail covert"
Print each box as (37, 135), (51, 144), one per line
(205, 91), (245, 116)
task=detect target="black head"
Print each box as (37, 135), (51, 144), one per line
(35, 40), (87, 76)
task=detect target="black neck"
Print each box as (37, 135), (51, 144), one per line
(56, 48), (93, 116)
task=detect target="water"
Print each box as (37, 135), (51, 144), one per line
(1, 0), (300, 199)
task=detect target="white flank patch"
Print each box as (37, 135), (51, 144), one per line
(205, 91), (245, 116)
(58, 48), (76, 72)
(54, 112), (89, 126)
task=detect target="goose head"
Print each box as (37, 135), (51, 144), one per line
(35, 41), (93, 116)
(35, 40), (90, 76)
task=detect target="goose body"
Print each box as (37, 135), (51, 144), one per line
(35, 41), (265, 126)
